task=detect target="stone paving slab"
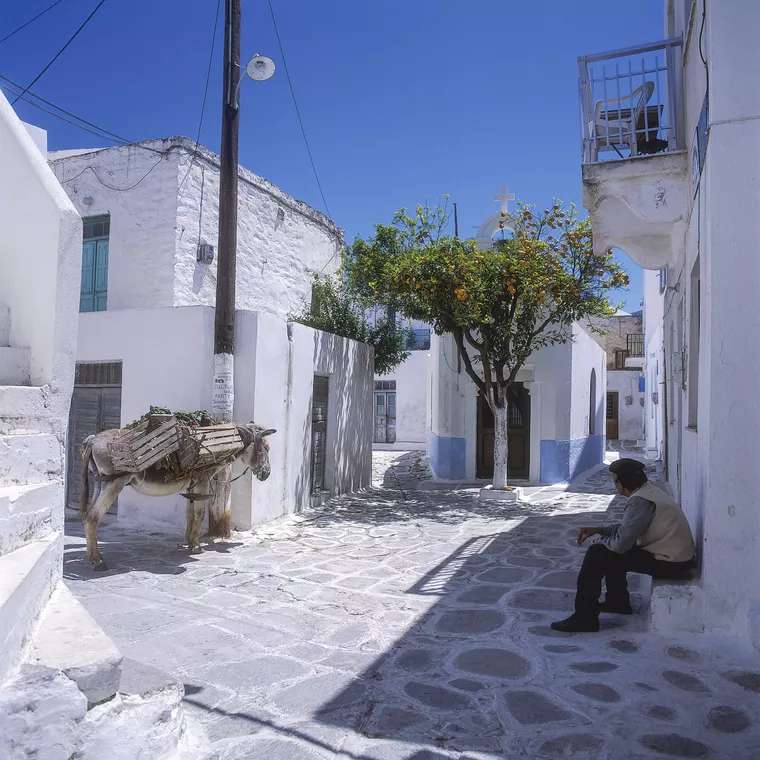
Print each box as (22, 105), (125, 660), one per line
(64, 452), (760, 759)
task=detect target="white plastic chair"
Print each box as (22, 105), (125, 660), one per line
(590, 81), (655, 160)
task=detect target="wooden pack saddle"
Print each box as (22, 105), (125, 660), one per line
(109, 413), (244, 475)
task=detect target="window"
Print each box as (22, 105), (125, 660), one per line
(626, 333), (644, 357)
(310, 376), (329, 493)
(374, 380), (396, 391)
(80, 215), (110, 312)
(658, 266), (668, 293)
(589, 369), (597, 435)
(613, 349), (629, 369)
(406, 327), (431, 351)
(687, 257), (700, 428)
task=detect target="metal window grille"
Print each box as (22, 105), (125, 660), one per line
(626, 333), (645, 357)
(578, 38), (683, 164)
(374, 380), (396, 391)
(74, 361), (122, 386)
(406, 328), (431, 351)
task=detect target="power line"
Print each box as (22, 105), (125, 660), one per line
(12, 0), (107, 105)
(266, 0), (332, 219)
(0, 73), (165, 154)
(178, 0), (222, 194)
(0, 0), (67, 45)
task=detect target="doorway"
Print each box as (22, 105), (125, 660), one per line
(310, 375), (329, 494)
(66, 361), (122, 512)
(476, 383), (530, 479)
(606, 391), (620, 440)
(374, 380), (396, 444)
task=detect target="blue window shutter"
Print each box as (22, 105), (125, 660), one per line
(94, 238), (108, 311)
(638, 375), (646, 393)
(80, 240), (96, 312)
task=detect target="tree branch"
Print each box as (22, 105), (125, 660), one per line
(452, 329), (488, 398)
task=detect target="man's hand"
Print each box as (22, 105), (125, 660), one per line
(577, 527), (600, 545)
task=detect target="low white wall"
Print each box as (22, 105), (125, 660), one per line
(374, 350), (430, 450)
(75, 307), (372, 533)
(607, 370), (645, 442)
(236, 315), (373, 528)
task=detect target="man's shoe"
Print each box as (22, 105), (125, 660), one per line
(598, 601), (633, 615)
(550, 614), (600, 633)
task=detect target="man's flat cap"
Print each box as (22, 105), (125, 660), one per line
(608, 458), (646, 477)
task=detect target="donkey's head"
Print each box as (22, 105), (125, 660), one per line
(237, 424), (276, 481)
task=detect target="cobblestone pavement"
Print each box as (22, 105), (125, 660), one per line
(64, 453), (760, 759)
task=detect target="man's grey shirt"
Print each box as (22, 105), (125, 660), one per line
(598, 495), (656, 553)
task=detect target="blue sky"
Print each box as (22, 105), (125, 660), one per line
(1, 0), (663, 311)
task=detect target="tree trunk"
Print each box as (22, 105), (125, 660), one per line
(492, 402), (509, 489)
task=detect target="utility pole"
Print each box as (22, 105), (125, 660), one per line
(209, 0), (240, 539)
(212, 0), (241, 423)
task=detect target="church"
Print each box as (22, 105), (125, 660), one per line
(427, 190), (607, 484)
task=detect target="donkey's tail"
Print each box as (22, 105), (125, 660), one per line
(80, 435), (95, 519)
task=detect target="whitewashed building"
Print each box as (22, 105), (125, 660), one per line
(373, 317), (431, 451)
(579, 0), (760, 649)
(51, 137), (373, 533)
(428, 324), (606, 484)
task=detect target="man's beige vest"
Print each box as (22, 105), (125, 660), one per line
(633, 482), (695, 562)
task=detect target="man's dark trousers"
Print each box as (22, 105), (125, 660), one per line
(575, 543), (694, 621)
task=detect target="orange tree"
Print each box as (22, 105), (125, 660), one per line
(349, 202), (628, 489)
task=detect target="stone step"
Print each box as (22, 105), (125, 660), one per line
(27, 584), (122, 707)
(0, 431), (62, 487)
(0, 346), (30, 385)
(0, 482), (59, 556)
(0, 304), (9, 345)
(0, 385), (58, 435)
(0, 533), (60, 683)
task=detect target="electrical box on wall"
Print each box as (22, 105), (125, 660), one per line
(197, 242), (214, 264)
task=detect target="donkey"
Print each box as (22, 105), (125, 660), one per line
(79, 423), (275, 569)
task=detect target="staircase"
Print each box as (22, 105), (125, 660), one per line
(0, 301), (210, 758)
(0, 303), (62, 684)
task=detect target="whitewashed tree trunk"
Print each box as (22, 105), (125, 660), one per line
(492, 403), (509, 489)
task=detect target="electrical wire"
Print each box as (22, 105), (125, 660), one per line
(58, 155), (165, 192)
(0, 73), (165, 153)
(178, 0), (222, 195)
(0, 0), (67, 45)
(12, 0), (107, 105)
(266, 0), (332, 219)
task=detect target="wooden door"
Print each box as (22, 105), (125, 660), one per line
(606, 391), (619, 440)
(310, 376), (329, 493)
(66, 363), (122, 511)
(476, 384), (530, 479)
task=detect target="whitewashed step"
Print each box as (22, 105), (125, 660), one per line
(27, 584), (122, 706)
(0, 482), (59, 556)
(0, 346), (30, 385)
(0, 304), (9, 345)
(0, 533), (60, 683)
(0, 431), (62, 486)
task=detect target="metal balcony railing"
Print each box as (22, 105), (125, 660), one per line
(627, 333), (645, 357)
(578, 38), (683, 164)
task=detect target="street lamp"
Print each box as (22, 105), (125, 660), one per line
(233, 53), (275, 109)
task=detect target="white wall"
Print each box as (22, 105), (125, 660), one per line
(374, 350), (430, 450)
(50, 138), (342, 321)
(607, 370), (645, 442)
(76, 307), (215, 529)
(0, 94), (81, 394)
(643, 269), (665, 458)
(175, 142), (343, 320)
(49, 144), (180, 311)
(76, 307), (373, 533)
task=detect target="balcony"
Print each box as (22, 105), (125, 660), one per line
(578, 39), (689, 269)
(626, 333), (644, 357)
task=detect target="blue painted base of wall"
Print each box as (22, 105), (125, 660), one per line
(540, 435), (604, 483)
(429, 433), (467, 480)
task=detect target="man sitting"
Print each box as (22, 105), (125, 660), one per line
(551, 458), (696, 633)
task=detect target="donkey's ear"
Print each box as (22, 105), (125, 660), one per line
(260, 428), (277, 437)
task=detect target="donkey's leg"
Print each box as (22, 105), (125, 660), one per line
(85, 474), (131, 570)
(208, 465), (232, 540)
(185, 475), (209, 553)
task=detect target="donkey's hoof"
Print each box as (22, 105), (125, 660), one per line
(189, 545), (203, 555)
(93, 560), (109, 571)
